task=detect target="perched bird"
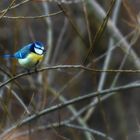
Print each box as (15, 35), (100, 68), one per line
(3, 41), (46, 70)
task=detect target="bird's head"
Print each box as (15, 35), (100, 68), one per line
(31, 41), (46, 55)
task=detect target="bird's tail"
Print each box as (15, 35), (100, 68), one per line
(2, 54), (15, 58)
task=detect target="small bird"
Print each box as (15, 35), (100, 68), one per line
(3, 41), (46, 70)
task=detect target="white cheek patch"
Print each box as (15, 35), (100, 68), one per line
(34, 48), (43, 55)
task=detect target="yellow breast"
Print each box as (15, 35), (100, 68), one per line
(18, 52), (43, 68)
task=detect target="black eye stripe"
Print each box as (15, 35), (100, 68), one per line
(35, 47), (44, 50)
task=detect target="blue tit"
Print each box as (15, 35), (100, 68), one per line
(3, 41), (46, 69)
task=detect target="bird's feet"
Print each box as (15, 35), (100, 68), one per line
(27, 69), (31, 74)
(34, 67), (38, 73)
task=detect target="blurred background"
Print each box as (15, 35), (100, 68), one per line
(0, 0), (140, 140)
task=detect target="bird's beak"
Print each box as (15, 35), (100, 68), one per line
(43, 49), (46, 54)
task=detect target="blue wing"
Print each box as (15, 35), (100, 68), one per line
(2, 42), (43, 59)
(2, 44), (31, 59)
(13, 43), (33, 59)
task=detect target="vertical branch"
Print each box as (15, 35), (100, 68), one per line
(57, 3), (86, 45)
(98, 0), (121, 91)
(83, 0), (116, 65)
(42, 2), (53, 65)
(51, 18), (68, 64)
(82, 0), (92, 49)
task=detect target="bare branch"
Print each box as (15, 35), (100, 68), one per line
(1, 81), (140, 139)
(1, 65), (140, 89)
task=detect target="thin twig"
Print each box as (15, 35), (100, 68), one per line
(0, 0), (30, 14)
(51, 18), (68, 64)
(83, 0), (115, 65)
(57, 3), (86, 45)
(1, 65), (140, 89)
(0, 0), (16, 20)
(42, 3), (53, 64)
(2, 11), (63, 19)
(64, 123), (113, 140)
(82, 0), (92, 50)
(9, 122), (113, 140)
